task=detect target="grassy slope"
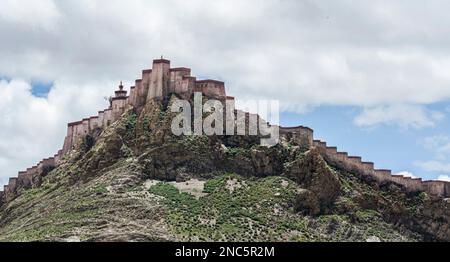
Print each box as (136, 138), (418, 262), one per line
(148, 173), (421, 242)
(0, 167), (421, 242)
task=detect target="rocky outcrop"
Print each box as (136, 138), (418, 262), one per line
(286, 148), (341, 214)
(294, 189), (321, 216)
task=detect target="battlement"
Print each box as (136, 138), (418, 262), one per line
(170, 67), (191, 73)
(311, 138), (450, 198)
(195, 80), (226, 99)
(153, 58), (170, 64)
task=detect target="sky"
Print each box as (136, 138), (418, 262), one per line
(1, 0), (450, 186)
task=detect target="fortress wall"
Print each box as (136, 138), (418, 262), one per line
(372, 169), (392, 184)
(248, 113), (259, 135)
(135, 79), (145, 108)
(423, 181), (445, 196)
(362, 162), (374, 169)
(255, 114), (271, 137)
(194, 81), (202, 93)
(170, 68), (191, 95)
(54, 150), (63, 165)
(142, 69), (152, 83)
(65, 121), (83, 154)
(375, 169), (392, 177)
(403, 178), (424, 192)
(336, 152), (347, 162)
(62, 125), (74, 155)
(280, 126), (314, 149)
(97, 111), (105, 129)
(37, 160), (45, 173)
(445, 182), (450, 197)
(63, 109), (108, 156)
(348, 156), (362, 165)
(72, 123), (81, 146)
(312, 139), (448, 196)
(80, 120), (88, 134)
(3, 178), (17, 202)
(380, 173), (423, 193)
(8, 178), (17, 195)
(139, 69), (152, 106)
(89, 116), (99, 130)
(325, 146), (337, 153)
(314, 140), (374, 177)
(17, 171), (33, 190)
(3, 185), (9, 201)
(112, 98), (128, 120)
(148, 59), (171, 101)
(313, 140), (324, 148)
(101, 110), (108, 128)
(63, 119), (89, 155)
(2, 154), (59, 203)
(180, 76), (196, 99)
(196, 80), (226, 100)
(423, 181), (447, 197)
(73, 122), (83, 137)
(82, 119), (90, 134)
(128, 86), (136, 107)
(235, 109), (246, 135)
(26, 166), (37, 178)
(103, 109), (113, 127)
(29, 166), (40, 187)
(225, 97), (236, 127)
(42, 157), (56, 168)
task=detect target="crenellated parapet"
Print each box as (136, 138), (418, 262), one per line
(311, 139), (450, 198)
(0, 151), (60, 203)
(195, 80), (226, 100)
(280, 126), (313, 150)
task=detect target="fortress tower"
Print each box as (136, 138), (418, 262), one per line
(147, 59), (171, 101)
(112, 81), (128, 119)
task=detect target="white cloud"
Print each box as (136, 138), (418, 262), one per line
(0, 0), (60, 30)
(395, 171), (417, 179)
(416, 135), (450, 177)
(0, 78), (113, 186)
(420, 135), (450, 159)
(437, 175), (450, 182)
(415, 160), (450, 174)
(353, 104), (444, 129)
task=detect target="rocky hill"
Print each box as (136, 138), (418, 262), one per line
(0, 95), (449, 242)
(0, 59), (449, 242)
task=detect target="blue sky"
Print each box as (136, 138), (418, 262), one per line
(30, 81), (53, 98)
(281, 103), (450, 181)
(2, 0), (450, 186)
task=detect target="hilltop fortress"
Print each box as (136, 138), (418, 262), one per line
(1, 58), (449, 206)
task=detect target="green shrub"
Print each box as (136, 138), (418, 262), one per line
(125, 113), (137, 137)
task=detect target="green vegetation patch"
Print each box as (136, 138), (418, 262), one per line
(149, 174), (303, 241)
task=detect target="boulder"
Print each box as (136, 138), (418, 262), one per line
(287, 148), (341, 213)
(294, 189), (321, 216)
